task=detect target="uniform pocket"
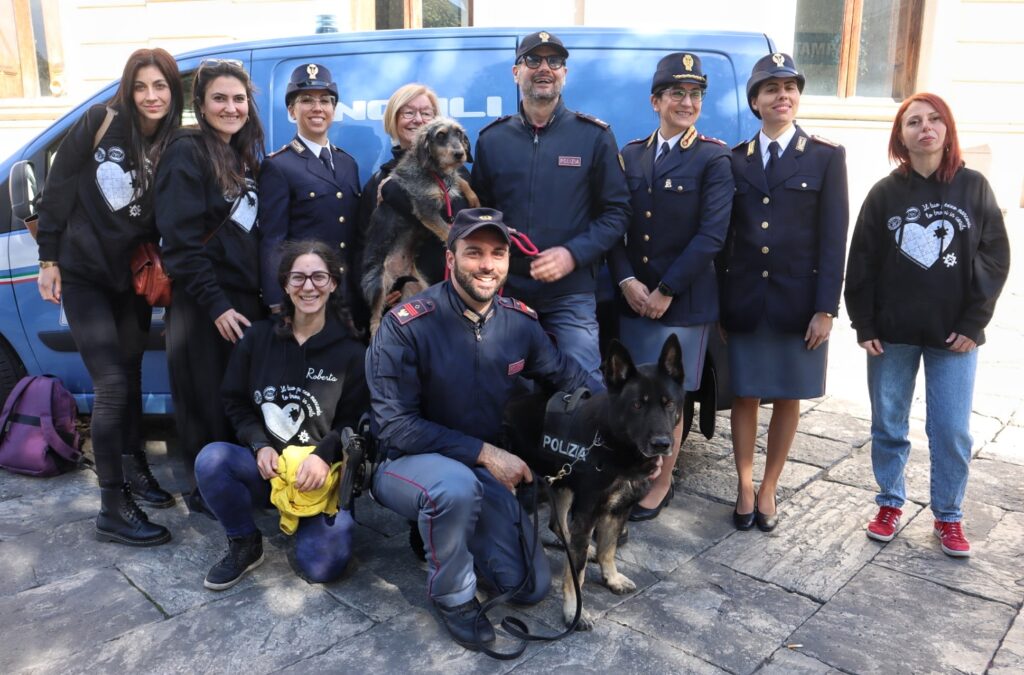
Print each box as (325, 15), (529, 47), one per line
(660, 176), (699, 195)
(784, 175), (822, 192)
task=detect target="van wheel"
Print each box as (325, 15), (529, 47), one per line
(0, 336), (27, 407)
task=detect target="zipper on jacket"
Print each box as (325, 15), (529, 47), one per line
(527, 124), (542, 233)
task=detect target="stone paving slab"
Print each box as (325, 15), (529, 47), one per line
(978, 424), (1024, 466)
(812, 394), (872, 423)
(682, 432), (735, 461)
(758, 648), (843, 674)
(990, 607), (1024, 674)
(966, 458), (1024, 513)
(606, 558), (820, 675)
(795, 409), (872, 448)
(760, 431), (854, 469)
(24, 582), (373, 675)
(872, 503), (1024, 608)
(614, 490), (735, 577)
(513, 619), (727, 674)
(705, 481), (921, 602)
(790, 563), (1016, 674)
(678, 453), (822, 507)
(825, 442), (932, 505)
(0, 567), (164, 673)
(0, 471), (99, 538)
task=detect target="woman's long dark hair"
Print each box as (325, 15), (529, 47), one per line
(275, 240), (361, 340)
(192, 60), (265, 196)
(110, 48), (183, 193)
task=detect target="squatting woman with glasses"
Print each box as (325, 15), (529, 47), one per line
(36, 48), (183, 546)
(155, 59), (266, 515)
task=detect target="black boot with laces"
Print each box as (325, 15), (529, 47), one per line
(95, 483), (172, 546)
(122, 453), (175, 508)
(204, 532), (264, 591)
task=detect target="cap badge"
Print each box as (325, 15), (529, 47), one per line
(664, 178), (673, 189)
(683, 54), (694, 72)
(306, 63), (319, 78)
(771, 53), (785, 67)
(539, 31), (550, 42)
(478, 214), (493, 220)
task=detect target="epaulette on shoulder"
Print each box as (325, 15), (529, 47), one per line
(267, 144), (290, 158)
(478, 115), (513, 135)
(625, 136), (647, 146)
(811, 135), (840, 148)
(498, 296), (538, 320)
(331, 144), (355, 161)
(289, 138), (307, 154)
(700, 134), (726, 146)
(574, 111), (609, 129)
(388, 298), (436, 326)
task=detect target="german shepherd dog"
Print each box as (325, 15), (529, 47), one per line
(361, 117), (479, 334)
(502, 335), (685, 629)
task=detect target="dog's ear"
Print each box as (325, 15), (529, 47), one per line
(602, 339), (637, 389)
(459, 127), (474, 163)
(657, 334), (685, 385)
(415, 124), (434, 168)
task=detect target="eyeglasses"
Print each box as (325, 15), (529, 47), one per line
(663, 88), (705, 102)
(287, 271), (334, 288)
(295, 95), (336, 107)
(399, 108), (436, 121)
(519, 54), (566, 70)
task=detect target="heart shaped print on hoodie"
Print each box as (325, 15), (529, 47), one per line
(897, 219), (954, 269)
(95, 161), (137, 212)
(262, 401), (305, 443)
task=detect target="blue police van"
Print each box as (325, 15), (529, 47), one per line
(2, 26), (771, 421)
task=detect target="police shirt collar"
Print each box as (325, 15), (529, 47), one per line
(758, 125), (797, 167)
(445, 281), (495, 325)
(518, 98), (566, 131)
(297, 133), (330, 157)
(656, 129), (685, 154)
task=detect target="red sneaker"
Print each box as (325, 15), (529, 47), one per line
(866, 506), (903, 542)
(934, 520), (972, 557)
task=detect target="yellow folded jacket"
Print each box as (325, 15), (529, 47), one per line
(269, 445), (341, 535)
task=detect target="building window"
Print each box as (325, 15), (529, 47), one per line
(795, 0), (923, 100)
(373, 0), (470, 30)
(0, 0), (64, 98)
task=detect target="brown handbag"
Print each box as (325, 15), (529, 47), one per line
(130, 241), (172, 307)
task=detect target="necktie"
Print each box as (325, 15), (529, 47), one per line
(654, 141), (671, 169)
(319, 146), (333, 173)
(765, 140), (781, 183)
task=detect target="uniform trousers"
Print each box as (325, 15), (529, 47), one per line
(165, 286), (263, 487)
(62, 280), (151, 488)
(524, 292), (602, 381)
(195, 441), (353, 582)
(372, 453), (550, 608)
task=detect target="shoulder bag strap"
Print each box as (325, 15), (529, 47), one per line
(92, 106), (117, 152)
(0, 377), (39, 436)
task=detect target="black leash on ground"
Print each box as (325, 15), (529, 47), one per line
(473, 477), (584, 660)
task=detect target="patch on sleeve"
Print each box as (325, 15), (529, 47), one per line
(574, 111), (609, 129)
(700, 134), (726, 146)
(389, 298), (436, 325)
(811, 135), (840, 148)
(498, 296), (538, 320)
(507, 358), (525, 376)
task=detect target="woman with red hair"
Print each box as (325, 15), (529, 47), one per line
(844, 93), (1010, 557)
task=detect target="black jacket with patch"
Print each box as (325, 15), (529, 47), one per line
(844, 166), (1010, 347)
(222, 314), (369, 463)
(155, 130), (262, 321)
(36, 104), (157, 290)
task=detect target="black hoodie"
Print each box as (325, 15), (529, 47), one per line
(844, 166), (1010, 347)
(222, 314), (369, 463)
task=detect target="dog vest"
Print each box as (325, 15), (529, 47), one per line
(541, 387), (601, 468)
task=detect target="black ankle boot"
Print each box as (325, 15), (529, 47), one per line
(204, 532), (264, 591)
(122, 454), (175, 508)
(96, 484), (172, 546)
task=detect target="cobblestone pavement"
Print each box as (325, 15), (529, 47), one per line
(2, 217), (1021, 674)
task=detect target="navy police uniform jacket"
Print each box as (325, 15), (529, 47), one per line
(720, 125), (849, 334)
(258, 136), (361, 307)
(366, 281), (599, 466)
(471, 100), (630, 300)
(609, 126), (733, 326)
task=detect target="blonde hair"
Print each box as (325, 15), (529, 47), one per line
(383, 83), (440, 143)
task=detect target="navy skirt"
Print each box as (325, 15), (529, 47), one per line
(728, 320), (827, 400)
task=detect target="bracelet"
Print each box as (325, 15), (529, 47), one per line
(39, 261), (59, 269)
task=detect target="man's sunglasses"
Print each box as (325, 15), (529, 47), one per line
(518, 54), (566, 70)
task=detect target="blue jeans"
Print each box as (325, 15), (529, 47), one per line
(372, 453), (550, 608)
(867, 343), (978, 522)
(532, 293), (602, 380)
(195, 442), (353, 582)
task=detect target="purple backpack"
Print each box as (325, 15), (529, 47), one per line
(0, 375), (84, 476)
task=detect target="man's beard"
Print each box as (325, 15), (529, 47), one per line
(453, 261), (506, 304)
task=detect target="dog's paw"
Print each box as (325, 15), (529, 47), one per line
(565, 608), (595, 631)
(604, 573), (636, 595)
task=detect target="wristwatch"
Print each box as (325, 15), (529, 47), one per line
(657, 282), (675, 297)
(39, 261), (59, 269)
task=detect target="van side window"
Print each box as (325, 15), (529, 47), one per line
(181, 70), (198, 126)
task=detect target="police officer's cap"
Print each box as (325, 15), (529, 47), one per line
(746, 52), (805, 118)
(516, 31), (569, 61)
(652, 52), (708, 93)
(285, 63), (338, 105)
(447, 208), (512, 249)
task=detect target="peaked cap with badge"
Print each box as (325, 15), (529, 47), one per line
(745, 52), (805, 118)
(285, 62), (339, 105)
(651, 52), (708, 92)
(516, 30), (569, 60)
